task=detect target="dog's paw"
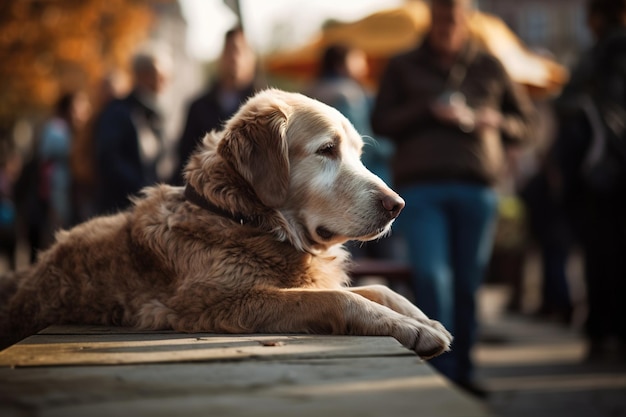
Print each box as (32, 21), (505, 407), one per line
(413, 320), (453, 360)
(393, 317), (452, 360)
(427, 319), (453, 341)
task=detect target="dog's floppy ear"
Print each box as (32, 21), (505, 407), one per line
(219, 94), (291, 208)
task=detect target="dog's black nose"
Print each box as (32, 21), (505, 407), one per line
(382, 194), (405, 219)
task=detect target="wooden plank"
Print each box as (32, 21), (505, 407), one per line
(0, 356), (492, 417)
(38, 325), (176, 335)
(0, 330), (412, 367)
(0, 327), (492, 416)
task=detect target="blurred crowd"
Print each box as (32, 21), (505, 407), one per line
(0, 0), (625, 399)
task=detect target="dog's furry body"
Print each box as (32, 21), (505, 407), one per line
(0, 89), (451, 357)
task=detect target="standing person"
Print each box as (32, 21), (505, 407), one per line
(172, 26), (259, 185)
(517, 99), (573, 324)
(371, 0), (535, 397)
(94, 47), (170, 215)
(553, 0), (626, 361)
(39, 91), (91, 244)
(307, 43), (395, 259)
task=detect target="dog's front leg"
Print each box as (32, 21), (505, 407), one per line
(346, 285), (451, 344)
(347, 285), (429, 319)
(172, 288), (451, 359)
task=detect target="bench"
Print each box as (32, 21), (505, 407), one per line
(0, 325), (491, 416)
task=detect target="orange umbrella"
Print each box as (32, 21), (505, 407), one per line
(264, 1), (568, 97)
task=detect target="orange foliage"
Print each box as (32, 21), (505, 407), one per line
(0, 0), (167, 131)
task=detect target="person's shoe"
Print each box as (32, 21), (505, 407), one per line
(455, 380), (489, 399)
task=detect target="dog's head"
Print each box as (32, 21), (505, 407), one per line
(191, 88), (404, 252)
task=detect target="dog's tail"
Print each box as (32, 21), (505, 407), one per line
(0, 268), (44, 351)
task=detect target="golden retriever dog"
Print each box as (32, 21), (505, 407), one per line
(0, 89), (452, 358)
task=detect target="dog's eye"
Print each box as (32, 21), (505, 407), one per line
(316, 143), (337, 158)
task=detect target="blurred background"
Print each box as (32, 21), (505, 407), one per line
(0, 0), (587, 158)
(0, 1), (624, 415)
(0, 0), (587, 310)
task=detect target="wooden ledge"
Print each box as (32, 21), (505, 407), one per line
(0, 325), (491, 417)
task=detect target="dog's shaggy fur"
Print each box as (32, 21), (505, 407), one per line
(0, 89), (452, 357)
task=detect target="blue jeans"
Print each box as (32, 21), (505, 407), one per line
(396, 183), (498, 383)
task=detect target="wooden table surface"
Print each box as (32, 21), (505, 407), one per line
(0, 325), (491, 417)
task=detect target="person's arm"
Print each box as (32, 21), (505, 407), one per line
(371, 59), (434, 140)
(495, 63), (537, 145)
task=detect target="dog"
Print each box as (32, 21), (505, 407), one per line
(0, 89), (452, 358)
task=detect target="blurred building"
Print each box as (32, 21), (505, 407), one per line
(478, 0), (593, 67)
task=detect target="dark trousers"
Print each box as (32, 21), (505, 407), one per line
(579, 194), (626, 341)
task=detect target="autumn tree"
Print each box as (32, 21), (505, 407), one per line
(0, 0), (169, 145)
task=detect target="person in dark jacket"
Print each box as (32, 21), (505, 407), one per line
(172, 27), (259, 185)
(94, 47), (170, 215)
(371, 0), (535, 397)
(553, 0), (626, 362)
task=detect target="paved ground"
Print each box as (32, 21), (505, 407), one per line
(474, 285), (626, 417)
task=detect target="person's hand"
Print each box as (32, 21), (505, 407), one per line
(474, 107), (503, 131)
(431, 101), (475, 132)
